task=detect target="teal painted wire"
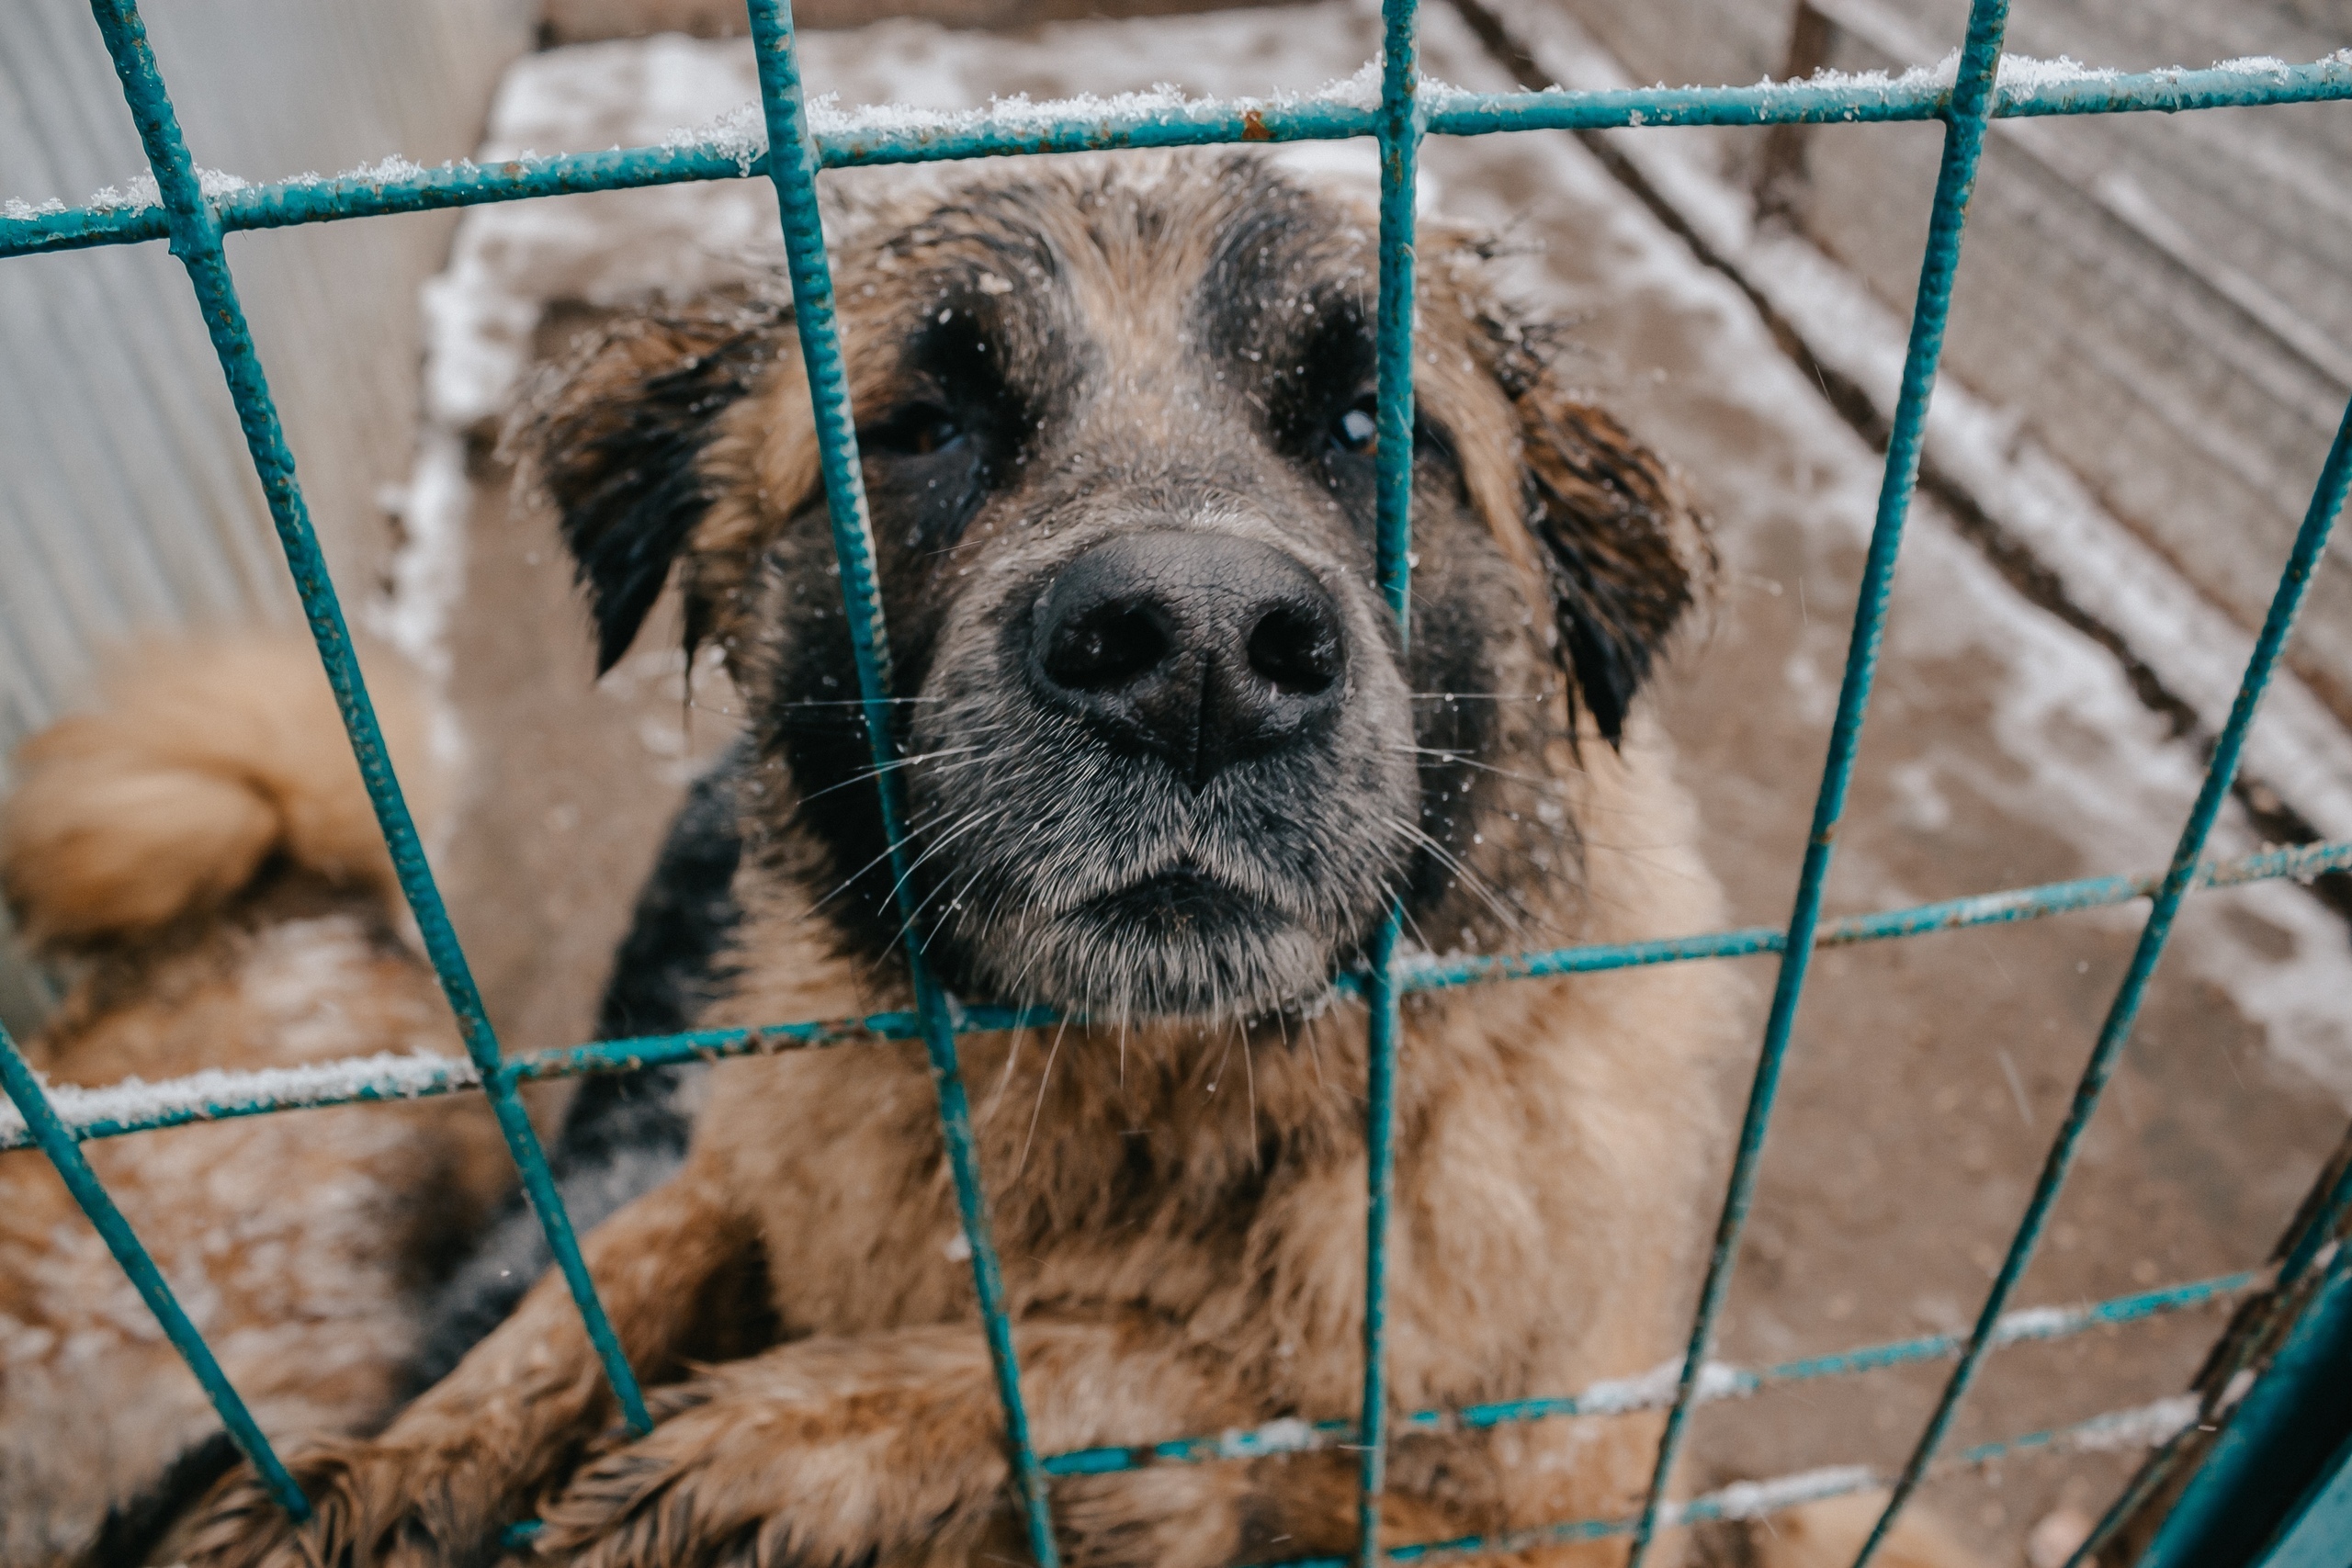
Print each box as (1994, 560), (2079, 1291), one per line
(739, 3), (1058, 1562)
(10, 840), (2346, 1154)
(1854, 390), (2352, 1568)
(1240, 1394), (2199, 1568)
(1626, 3), (2012, 1560)
(1041, 1267), (2257, 1476)
(1357, 0), (1422, 1561)
(82, 0), (652, 1453)
(1384, 835), (2352, 994)
(0, 1023), (311, 1518)
(11, 57), (2352, 262)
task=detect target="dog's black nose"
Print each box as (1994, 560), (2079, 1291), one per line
(1030, 531), (1347, 790)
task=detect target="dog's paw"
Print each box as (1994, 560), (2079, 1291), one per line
(178, 1438), (523, 1568)
(536, 1375), (1006, 1568)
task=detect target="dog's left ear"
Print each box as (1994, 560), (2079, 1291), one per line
(1509, 368), (1710, 746)
(518, 307), (780, 674)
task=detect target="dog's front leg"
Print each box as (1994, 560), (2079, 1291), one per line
(183, 1156), (758, 1568)
(534, 1315), (1263, 1568)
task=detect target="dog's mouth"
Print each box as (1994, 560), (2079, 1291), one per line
(919, 827), (1372, 1023)
(1072, 866), (1282, 945)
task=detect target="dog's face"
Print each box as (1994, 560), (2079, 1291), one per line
(531, 155), (1702, 1023)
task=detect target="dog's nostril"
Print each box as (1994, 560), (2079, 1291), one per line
(1246, 604), (1340, 695)
(1045, 604), (1168, 691)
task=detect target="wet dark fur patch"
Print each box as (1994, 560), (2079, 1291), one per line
(530, 311), (782, 672)
(79, 1430), (241, 1568)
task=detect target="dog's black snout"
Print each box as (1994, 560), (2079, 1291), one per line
(1031, 530), (1346, 790)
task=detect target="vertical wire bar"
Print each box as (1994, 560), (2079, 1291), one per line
(1356, 3), (1421, 1565)
(739, 5), (1059, 1563)
(82, 0), (651, 1440)
(0, 1024), (310, 1517)
(1851, 392), (2352, 1568)
(1624, 3), (2011, 1560)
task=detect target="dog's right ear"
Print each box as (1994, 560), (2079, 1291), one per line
(520, 309), (781, 674)
(1513, 384), (1708, 748)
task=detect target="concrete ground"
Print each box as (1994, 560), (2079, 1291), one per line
(396, 5), (2352, 1560)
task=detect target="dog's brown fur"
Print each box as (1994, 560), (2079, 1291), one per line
(0, 642), (508, 1565)
(183, 156), (1980, 1568)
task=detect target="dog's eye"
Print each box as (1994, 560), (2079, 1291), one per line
(863, 403), (967, 457)
(1332, 395), (1378, 456)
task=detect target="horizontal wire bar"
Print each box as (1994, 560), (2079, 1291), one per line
(1040, 1269), (2256, 1475)
(489, 1277), (2238, 1552)
(6, 840), (2343, 1154)
(1238, 1392), (2204, 1568)
(6, 54), (2347, 260)
(1384, 836), (2352, 989)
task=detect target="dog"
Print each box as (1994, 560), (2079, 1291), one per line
(0, 641), (510, 1566)
(185, 152), (1982, 1568)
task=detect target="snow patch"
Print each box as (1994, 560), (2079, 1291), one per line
(1779, 49), (2332, 96)
(1218, 1416), (1321, 1457)
(2064, 1394), (2199, 1453)
(62, 165), (252, 215)
(662, 102), (768, 175)
(798, 65), (1385, 136)
(1574, 1355), (1746, 1415)
(1676, 1464), (1878, 1524)
(299, 153), (435, 186)
(1994, 53), (2119, 89)
(1989, 1304), (2073, 1342)
(1792, 51), (1957, 95)
(0, 1052), (476, 1152)
(652, 60), (1399, 178)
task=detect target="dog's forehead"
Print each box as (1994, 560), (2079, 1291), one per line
(844, 160), (1381, 366)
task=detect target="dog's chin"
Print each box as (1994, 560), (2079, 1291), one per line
(964, 871), (1343, 1022)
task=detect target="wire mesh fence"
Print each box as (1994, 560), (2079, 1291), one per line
(2, 0), (2350, 1562)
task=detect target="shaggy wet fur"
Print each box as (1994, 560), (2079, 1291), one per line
(183, 155), (1978, 1568)
(0, 642), (509, 1566)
